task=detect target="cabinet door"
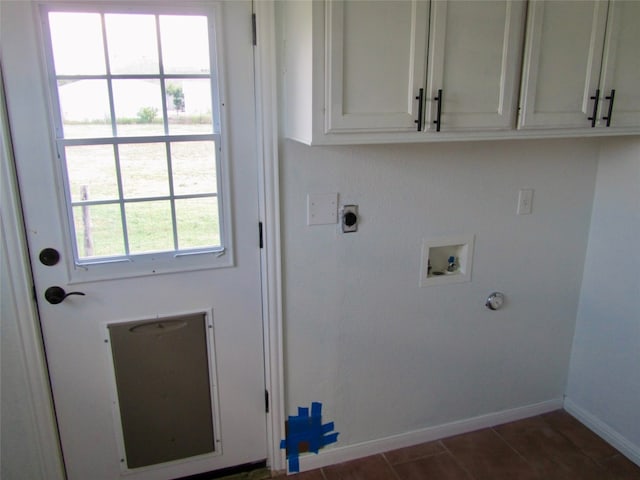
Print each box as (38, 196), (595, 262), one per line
(518, 0), (609, 129)
(426, 0), (526, 131)
(325, 0), (428, 133)
(598, 0), (640, 128)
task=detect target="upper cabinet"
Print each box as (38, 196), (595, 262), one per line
(598, 0), (640, 128)
(325, 0), (428, 133)
(518, 0), (640, 131)
(283, 0), (525, 144)
(426, 0), (525, 132)
(282, 0), (640, 145)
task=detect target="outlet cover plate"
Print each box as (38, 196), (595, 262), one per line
(307, 193), (338, 225)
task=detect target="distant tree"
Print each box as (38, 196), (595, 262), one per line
(137, 106), (158, 123)
(166, 84), (185, 113)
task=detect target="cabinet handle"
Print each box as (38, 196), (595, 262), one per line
(602, 89), (616, 127)
(588, 89), (600, 128)
(415, 88), (424, 131)
(433, 89), (443, 132)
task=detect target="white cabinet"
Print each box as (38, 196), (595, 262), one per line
(283, 0), (525, 144)
(518, 0), (640, 131)
(282, 0), (640, 145)
(598, 0), (640, 129)
(325, 0), (428, 133)
(426, 0), (526, 132)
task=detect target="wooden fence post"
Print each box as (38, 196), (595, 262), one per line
(81, 185), (94, 257)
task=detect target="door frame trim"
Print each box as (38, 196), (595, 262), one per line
(0, 66), (66, 480)
(254, 0), (286, 473)
(1, 0), (286, 475)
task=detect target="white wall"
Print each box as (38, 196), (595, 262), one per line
(280, 138), (598, 448)
(566, 136), (640, 463)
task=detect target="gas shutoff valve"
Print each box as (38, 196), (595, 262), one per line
(341, 205), (358, 233)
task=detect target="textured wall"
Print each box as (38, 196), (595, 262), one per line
(280, 138), (598, 446)
(567, 137), (640, 454)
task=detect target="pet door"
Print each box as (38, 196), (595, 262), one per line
(107, 312), (219, 469)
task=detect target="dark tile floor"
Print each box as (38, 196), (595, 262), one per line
(282, 410), (640, 480)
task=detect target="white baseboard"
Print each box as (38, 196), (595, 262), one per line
(564, 398), (640, 467)
(296, 398), (563, 473)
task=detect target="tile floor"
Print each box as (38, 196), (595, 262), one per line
(278, 410), (640, 480)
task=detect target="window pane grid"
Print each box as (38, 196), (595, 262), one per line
(99, 13), (117, 138)
(61, 134), (218, 147)
(164, 141), (178, 251)
(62, 138), (220, 259)
(71, 193), (218, 207)
(48, 9), (222, 263)
(112, 142), (130, 256)
(56, 74), (212, 81)
(53, 12), (215, 140)
(156, 14), (170, 138)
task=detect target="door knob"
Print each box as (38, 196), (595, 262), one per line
(44, 286), (85, 305)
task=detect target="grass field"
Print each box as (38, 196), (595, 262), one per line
(64, 124), (220, 258)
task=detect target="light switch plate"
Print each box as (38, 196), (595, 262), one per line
(307, 193), (338, 225)
(517, 188), (534, 215)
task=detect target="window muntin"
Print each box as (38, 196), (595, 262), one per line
(44, 7), (224, 266)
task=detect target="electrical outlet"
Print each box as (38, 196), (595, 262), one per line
(341, 205), (358, 233)
(517, 188), (533, 215)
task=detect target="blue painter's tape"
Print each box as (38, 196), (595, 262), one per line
(324, 432), (339, 444)
(288, 417), (307, 429)
(289, 455), (300, 473)
(322, 422), (334, 433)
(280, 402), (339, 473)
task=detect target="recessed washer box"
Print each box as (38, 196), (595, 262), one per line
(420, 235), (475, 287)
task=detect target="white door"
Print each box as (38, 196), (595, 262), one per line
(1, 1), (267, 479)
(425, 0), (525, 132)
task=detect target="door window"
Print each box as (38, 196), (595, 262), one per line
(43, 6), (228, 275)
